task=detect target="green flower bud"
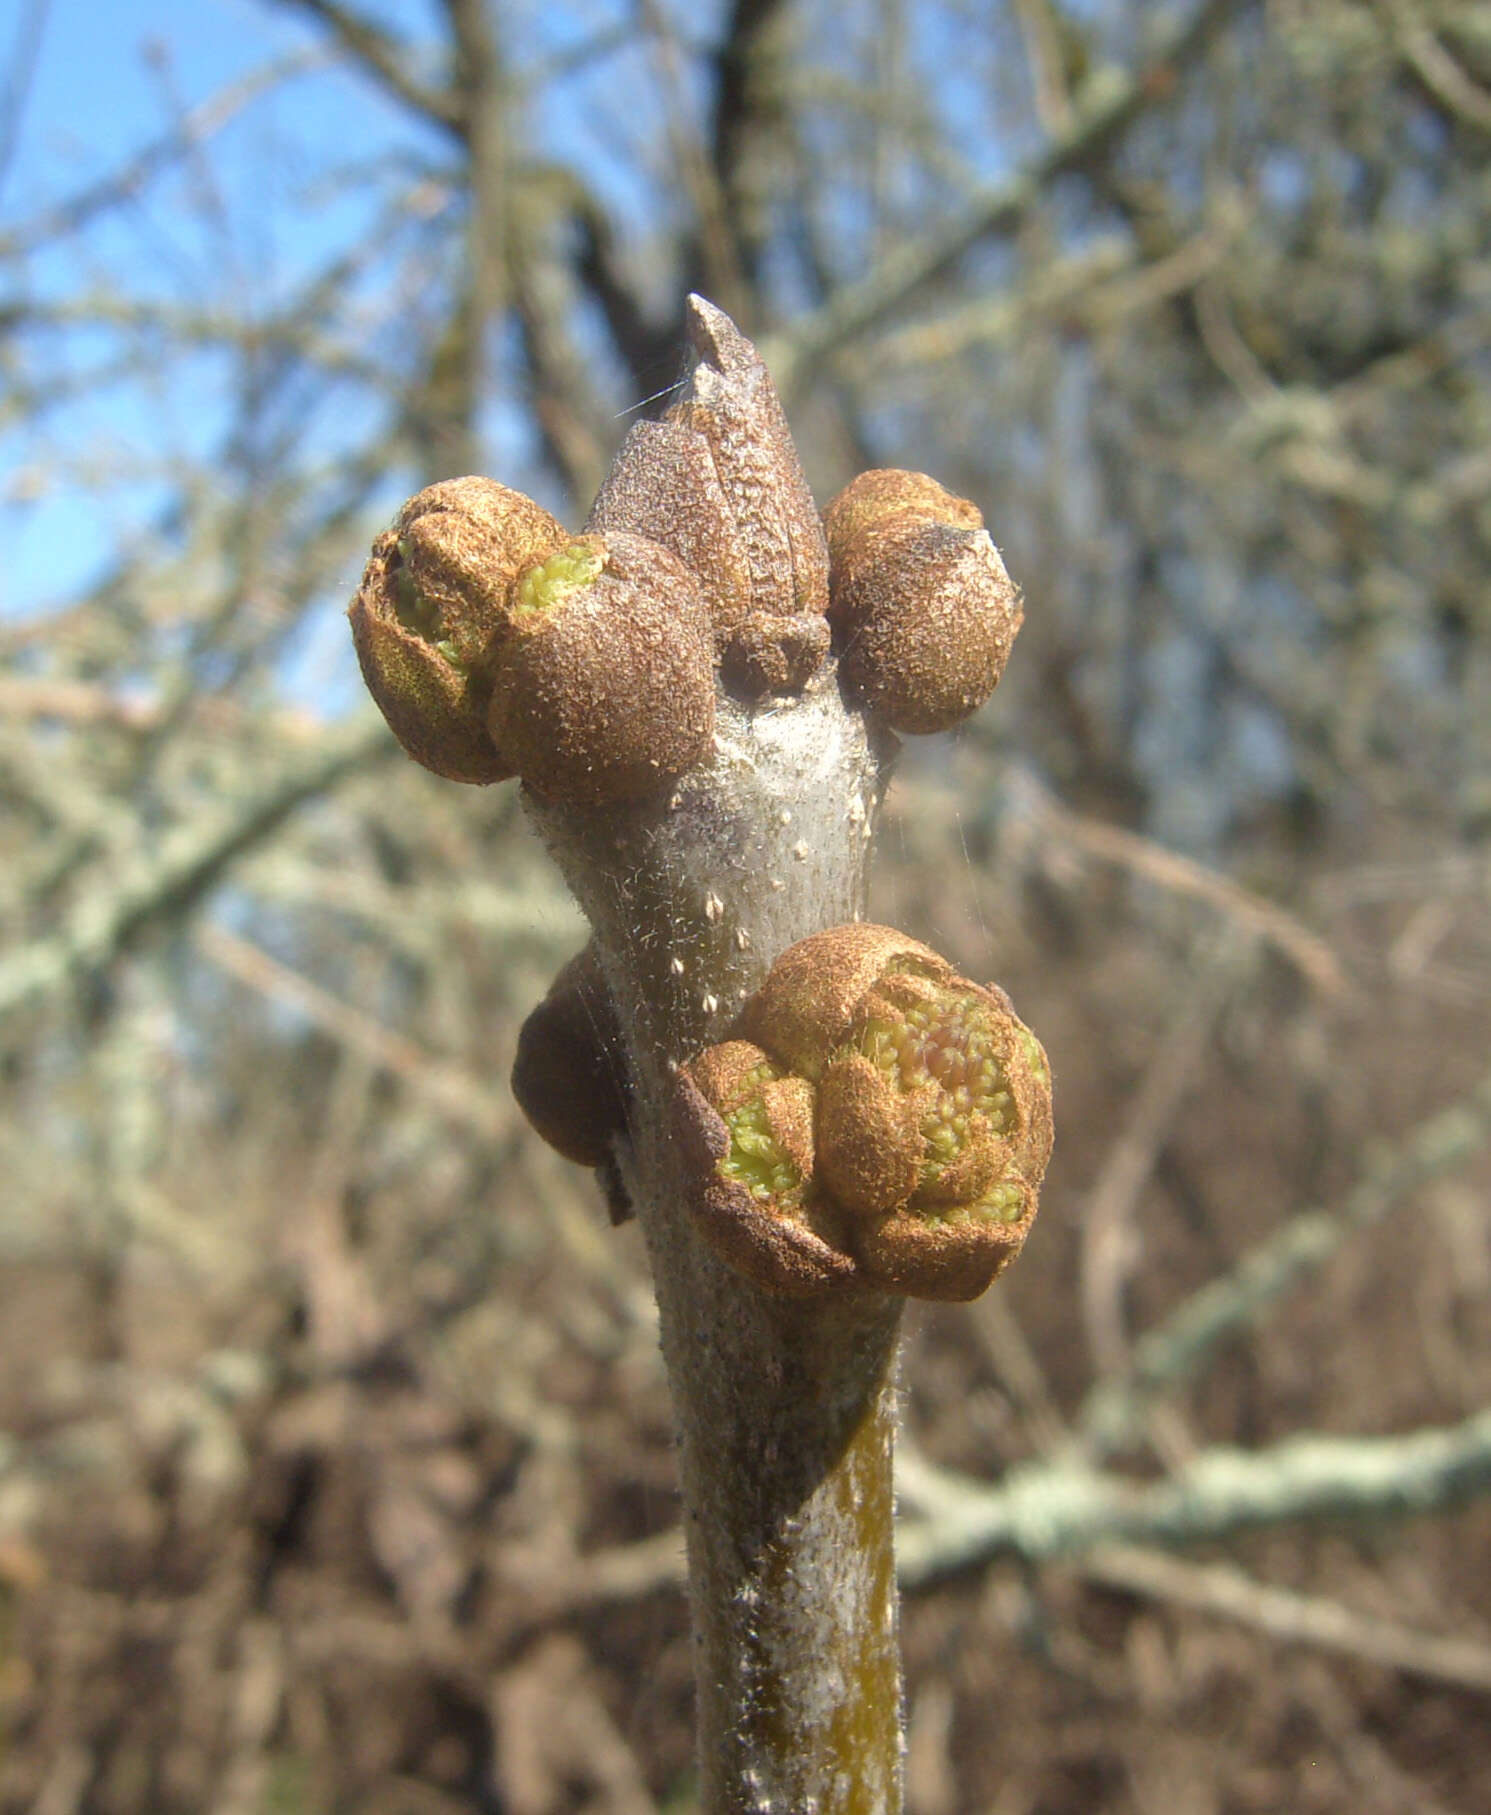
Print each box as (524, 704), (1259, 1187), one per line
(683, 925), (1053, 1302)
(675, 1040), (860, 1297)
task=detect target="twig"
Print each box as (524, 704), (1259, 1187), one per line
(1385, 0), (1491, 132)
(0, 52), (325, 257)
(1006, 767), (1350, 998)
(267, 0), (460, 132)
(195, 922), (509, 1139)
(763, 0), (1250, 395)
(0, 717), (392, 1024)
(1080, 933), (1247, 1376)
(506, 1449), (1491, 1700)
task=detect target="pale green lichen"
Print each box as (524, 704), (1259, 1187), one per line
(515, 541), (606, 614)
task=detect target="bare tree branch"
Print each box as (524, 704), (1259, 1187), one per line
(1080, 1543), (1491, 1696)
(267, 0), (460, 132)
(0, 718), (393, 1024)
(763, 0), (1253, 394)
(897, 1406), (1491, 1581)
(1077, 1068), (1491, 1458)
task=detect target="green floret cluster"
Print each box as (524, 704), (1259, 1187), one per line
(391, 540), (442, 638)
(718, 1067), (803, 1204)
(515, 541), (605, 614)
(972, 1179), (1026, 1225)
(858, 989), (1016, 1190)
(1015, 1024), (1048, 1087)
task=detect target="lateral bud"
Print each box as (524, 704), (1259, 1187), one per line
(824, 469), (1023, 735)
(512, 945), (634, 1222)
(348, 477), (567, 782)
(679, 924), (1053, 1302)
(486, 531), (717, 805)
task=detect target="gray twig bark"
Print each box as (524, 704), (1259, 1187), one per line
(529, 682), (906, 1813)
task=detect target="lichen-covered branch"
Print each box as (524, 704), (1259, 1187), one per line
(897, 1405), (1491, 1585)
(1077, 1067), (1491, 1460)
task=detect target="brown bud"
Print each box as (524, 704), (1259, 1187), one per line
(686, 924), (1053, 1302)
(668, 296), (829, 625)
(739, 923), (946, 1081)
(676, 1041), (860, 1297)
(720, 612), (831, 697)
(511, 944), (630, 1173)
(813, 1051), (923, 1215)
(832, 969), (1053, 1300)
(824, 469), (1022, 736)
(583, 299), (835, 701)
(585, 419), (752, 636)
(485, 530), (716, 805)
(348, 477), (567, 782)
(826, 469), (982, 545)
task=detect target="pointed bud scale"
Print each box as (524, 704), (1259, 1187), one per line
(661, 295), (832, 697)
(824, 469), (1023, 735)
(585, 419), (752, 636)
(348, 477), (568, 782)
(681, 925), (1053, 1302)
(670, 297), (829, 624)
(486, 530), (716, 805)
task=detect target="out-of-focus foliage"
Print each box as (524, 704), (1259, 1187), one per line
(3, 1), (1491, 1810)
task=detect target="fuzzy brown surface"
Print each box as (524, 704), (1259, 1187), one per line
(832, 522), (1023, 736)
(510, 944), (630, 1169)
(486, 533), (716, 806)
(585, 421), (753, 638)
(348, 478), (569, 785)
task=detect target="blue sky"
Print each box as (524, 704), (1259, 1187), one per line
(3, 0), (449, 615)
(2, 0), (707, 623)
